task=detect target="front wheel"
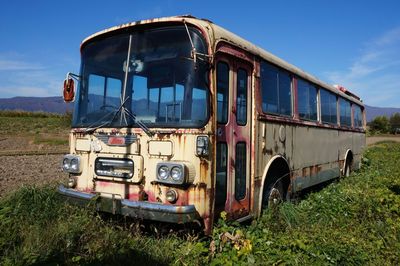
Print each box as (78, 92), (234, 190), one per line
(344, 161), (351, 177)
(262, 178), (286, 209)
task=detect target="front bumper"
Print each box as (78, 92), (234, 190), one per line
(58, 185), (199, 223)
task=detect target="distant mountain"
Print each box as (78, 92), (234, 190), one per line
(365, 105), (400, 122)
(0, 96), (399, 122)
(0, 96), (73, 114)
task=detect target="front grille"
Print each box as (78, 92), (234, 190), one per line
(95, 158), (134, 179)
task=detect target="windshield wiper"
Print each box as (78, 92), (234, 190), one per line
(120, 107), (154, 137)
(84, 97), (129, 134)
(84, 97), (154, 137)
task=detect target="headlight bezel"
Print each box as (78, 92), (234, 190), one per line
(156, 162), (188, 185)
(62, 154), (82, 174)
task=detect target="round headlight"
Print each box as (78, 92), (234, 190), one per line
(63, 158), (70, 170)
(158, 165), (169, 180)
(171, 166), (183, 182)
(166, 189), (178, 203)
(70, 158), (78, 171)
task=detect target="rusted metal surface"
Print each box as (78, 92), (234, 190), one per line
(69, 128), (213, 228)
(63, 15), (367, 234)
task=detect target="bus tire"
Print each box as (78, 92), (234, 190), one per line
(343, 151), (353, 178)
(344, 160), (351, 177)
(261, 174), (289, 210)
(263, 179), (285, 208)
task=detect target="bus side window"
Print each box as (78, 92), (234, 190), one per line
(340, 98), (352, 127)
(298, 79), (318, 121)
(236, 68), (247, 125)
(217, 62), (229, 124)
(261, 61), (292, 116)
(235, 142), (247, 200)
(216, 142), (227, 206)
(354, 105), (363, 128)
(321, 89), (337, 124)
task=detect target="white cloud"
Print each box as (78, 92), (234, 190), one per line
(0, 59), (43, 71)
(324, 26), (400, 107)
(0, 86), (54, 97)
(0, 54), (63, 98)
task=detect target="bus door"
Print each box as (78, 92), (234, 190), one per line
(215, 54), (252, 220)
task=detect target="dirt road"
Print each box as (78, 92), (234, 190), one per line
(0, 154), (68, 198)
(0, 135), (68, 198)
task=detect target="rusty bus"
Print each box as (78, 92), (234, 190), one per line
(59, 15), (366, 234)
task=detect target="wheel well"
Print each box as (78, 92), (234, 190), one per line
(260, 157), (291, 210)
(345, 150), (353, 167)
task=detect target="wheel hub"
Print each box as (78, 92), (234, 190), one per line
(268, 187), (282, 206)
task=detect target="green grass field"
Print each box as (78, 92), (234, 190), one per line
(0, 142), (399, 265)
(0, 111), (71, 151)
(0, 110), (71, 136)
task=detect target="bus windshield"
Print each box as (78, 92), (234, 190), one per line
(72, 26), (209, 128)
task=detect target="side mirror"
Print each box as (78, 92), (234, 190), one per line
(63, 78), (75, 102)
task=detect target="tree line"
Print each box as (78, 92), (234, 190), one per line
(368, 113), (400, 134)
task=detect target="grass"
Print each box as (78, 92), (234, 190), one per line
(0, 142), (399, 265)
(0, 110), (71, 136)
(0, 110), (71, 149)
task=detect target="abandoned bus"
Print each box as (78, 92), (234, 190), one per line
(59, 15), (366, 234)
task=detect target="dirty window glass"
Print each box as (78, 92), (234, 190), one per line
(236, 68), (247, 125)
(298, 78), (318, 121)
(235, 142), (247, 200)
(261, 61), (292, 116)
(320, 89), (337, 124)
(354, 105), (363, 128)
(340, 98), (352, 127)
(217, 62), (229, 124)
(74, 26), (209, 128)
(216, 142), (227, 207)
(87, 74), (122, 114)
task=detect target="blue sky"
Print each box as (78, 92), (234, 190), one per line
(0, 0), (399, 107)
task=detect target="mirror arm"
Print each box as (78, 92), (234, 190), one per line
(182, 19), (213, 65)
(183, 19), (196, 64)
(66, 72), (81, 82)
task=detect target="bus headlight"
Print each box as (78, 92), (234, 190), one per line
(166, 189), (178, 203)
(156, 162), (195, 185)
(70, 158), (79, 171)
(63, 158), (70, 171)
(196, 136), (209, 156)
(62, 155), (82, 174)
(158, 165), (170, 180)
(171, 166), (183, 182)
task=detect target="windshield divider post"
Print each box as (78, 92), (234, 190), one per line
(121, 34), (133, 124)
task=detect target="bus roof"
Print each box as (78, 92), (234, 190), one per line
(81, 15), (363, 106)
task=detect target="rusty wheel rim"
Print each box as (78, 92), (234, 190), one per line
(268, 187), (282, 206)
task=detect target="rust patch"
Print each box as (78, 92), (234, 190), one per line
(302, 167), (308, 177)
(339, 159), (345, 170)
(199, 159), (209, 183)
